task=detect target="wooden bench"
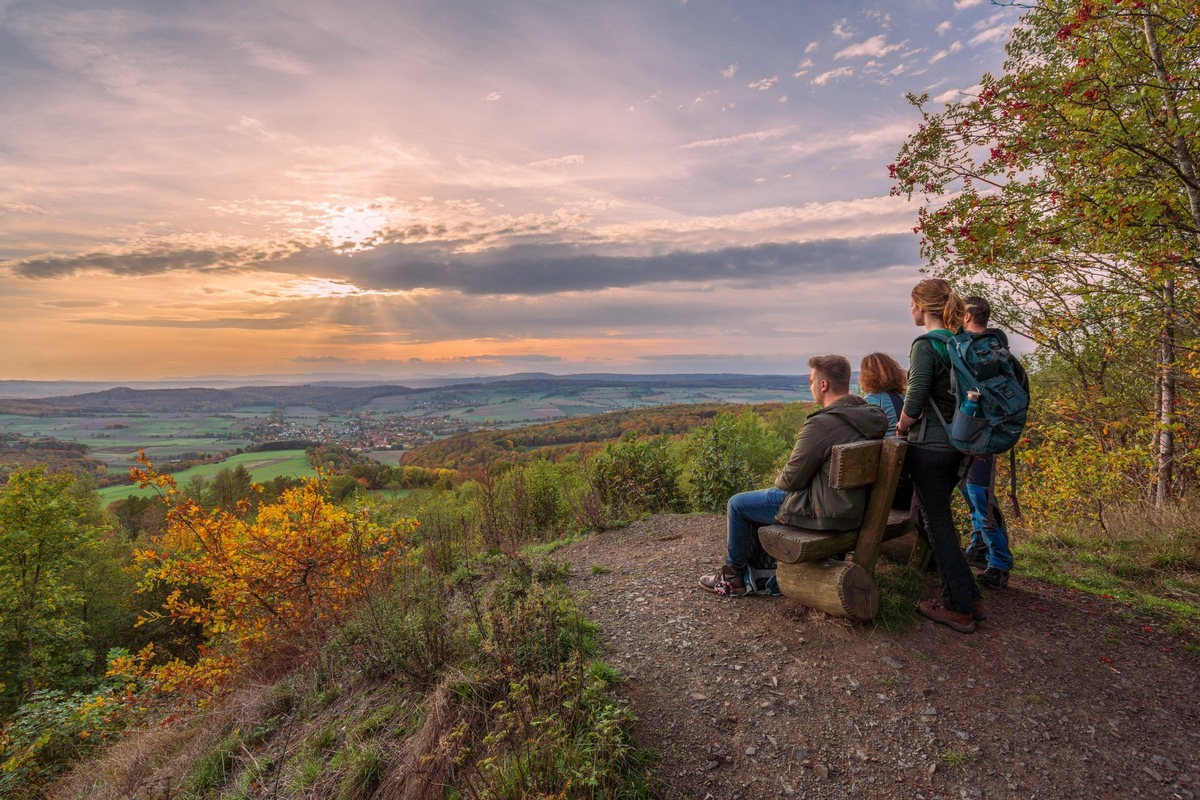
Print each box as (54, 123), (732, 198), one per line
(757, 437), (918, 621)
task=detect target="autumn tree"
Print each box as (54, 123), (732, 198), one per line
(892, 0), (1200, 505)
(124, 459), (414, 693)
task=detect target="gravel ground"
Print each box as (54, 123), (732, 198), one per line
(555, 514), (1200, 800)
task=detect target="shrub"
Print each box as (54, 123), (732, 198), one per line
(339, 562), (463, 689)
(589, 432), (685, 518)
(121, 461), (416, 695)
(681, 410), (783, 513)
(0, 659), (146, 799)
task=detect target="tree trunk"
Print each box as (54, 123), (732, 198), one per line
(1157, 280), (1176, 507)
(1141, 12), (1189, 507)
(775, 559), (879, 622)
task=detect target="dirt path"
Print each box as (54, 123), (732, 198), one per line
(556, 514), (1200, 800)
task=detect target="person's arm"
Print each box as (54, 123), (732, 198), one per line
(896, 409), (919, 437)
(775, 417), (827, 492)
(897, 339), (932, 437)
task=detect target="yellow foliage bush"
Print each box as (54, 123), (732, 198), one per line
(119, 458), (416, 696)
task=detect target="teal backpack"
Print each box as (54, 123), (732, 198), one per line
(919, 329), (1029, 456)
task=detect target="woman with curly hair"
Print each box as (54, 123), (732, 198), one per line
(859, 351), (913, 510)
(859, 352), (907, 437)
(895, 278), (982, 634)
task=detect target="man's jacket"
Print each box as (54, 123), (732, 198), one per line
(774, 395), (889, 530)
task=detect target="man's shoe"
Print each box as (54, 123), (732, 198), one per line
(972, 598), (987, 621)
(917, 598), (977, 634)
(698, 564), (749, 596)
(978, 567), (1010, 590)
(964, 543), (989, 569)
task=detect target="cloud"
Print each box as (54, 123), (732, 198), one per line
(811, 67), (854, 86)
(237, 41), (308, 75)
(747, 76), (779, 91)
(953, 0), (984, 8)
(0, 201), (47, 215)
(935, 20), (952, 35)
(339, 235), (918, 295)
(932, 84), (981, 104)
(405, 353), (567, 364)
(831, 18), (854, 38)
(483, 90), (504, 101)
(721, 63), (738, 78)
(680, 127), (793, 149)
(526, 155), (585, 169)
(968, 25), (1010, 47)
(835, 35), (904, 60)
(931, 41), (965, 65)
(5, 241), (301, 279)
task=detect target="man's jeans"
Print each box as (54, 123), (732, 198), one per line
(962, 483), (1014, 571)
(726, 488), (787, 570)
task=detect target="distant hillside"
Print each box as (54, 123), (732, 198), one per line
(0, 374), (805, 416)
(0, 385), (418, 415)
(399, 400), (799, 469)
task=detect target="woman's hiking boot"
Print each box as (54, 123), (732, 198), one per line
(698, 564), (749, 596)
(917, 598), (977, 634)
(972, 597), (987, 621)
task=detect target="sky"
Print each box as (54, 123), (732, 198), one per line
(0, 0), (1025, 383)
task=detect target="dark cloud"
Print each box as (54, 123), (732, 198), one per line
(341, 235), (917, 294)
(6, 245), (292, 279)
(6, 235), (917, 297)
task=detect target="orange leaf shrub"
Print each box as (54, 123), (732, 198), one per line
(121, 458), (415, 695)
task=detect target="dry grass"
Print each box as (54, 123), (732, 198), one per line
(376, 673), (480, 800)
(46, 681), (285, 800)
(1016, 497), (1200, 638)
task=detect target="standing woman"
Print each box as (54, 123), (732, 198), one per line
(895, 278), (981, 633)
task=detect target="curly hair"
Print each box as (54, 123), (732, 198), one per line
(859, 352), (907, 395)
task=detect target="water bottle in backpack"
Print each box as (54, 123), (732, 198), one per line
(950, 388), (986, 441)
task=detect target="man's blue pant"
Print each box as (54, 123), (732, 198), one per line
(726, 488), (788, 569)
(962, 483), (1013, 571)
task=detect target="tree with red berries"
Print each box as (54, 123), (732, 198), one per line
(892, 0), (1200, 506)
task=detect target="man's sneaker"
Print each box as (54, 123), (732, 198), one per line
(917, 598), (977, 634)
(978, 567), (1010, 590)
(964, 543), (989, 569)
(698, 564), (749, 596)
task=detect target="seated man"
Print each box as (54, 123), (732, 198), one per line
(699, 354), (889, 596)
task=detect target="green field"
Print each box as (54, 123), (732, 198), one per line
(0, 412), (256, 471)
(96, 450), (316, 505)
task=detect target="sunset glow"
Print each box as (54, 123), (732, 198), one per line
(0, 0), (1023, 382)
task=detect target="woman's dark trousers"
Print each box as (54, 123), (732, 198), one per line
(906, 445), (979, 614)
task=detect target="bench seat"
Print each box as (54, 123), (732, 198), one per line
(758, 509), (914, 565)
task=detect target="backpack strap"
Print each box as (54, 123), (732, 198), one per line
(1008, 446), (1022, 520)
(886, 390), (904, 419)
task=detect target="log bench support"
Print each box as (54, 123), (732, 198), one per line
(758, 437), (916, 621)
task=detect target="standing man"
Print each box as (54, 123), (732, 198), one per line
(699, 355), (888, 596)
(961, 296), (1015, 589)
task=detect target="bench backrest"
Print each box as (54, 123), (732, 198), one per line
(827, 437), (909, 574)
